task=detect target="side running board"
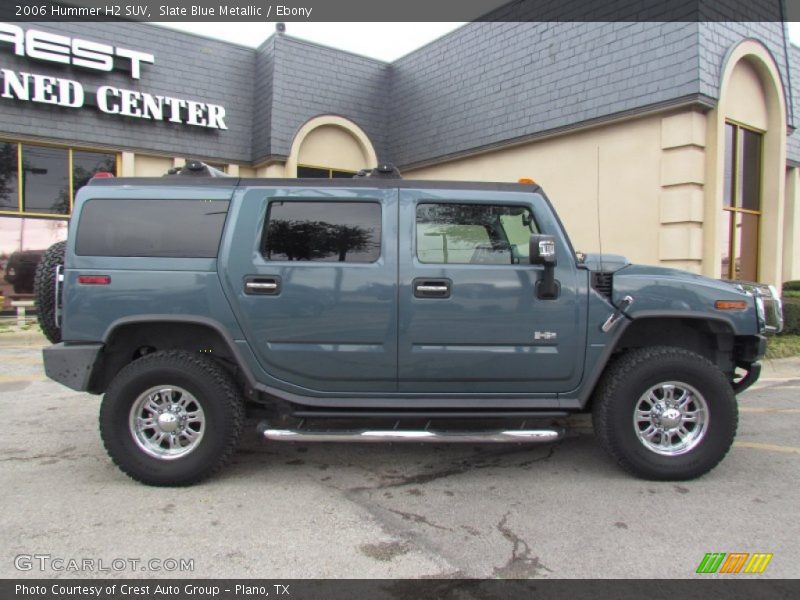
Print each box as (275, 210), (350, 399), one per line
(258, 422), (564, 444)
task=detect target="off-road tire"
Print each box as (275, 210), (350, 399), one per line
(100, 350), (245, 486)
(33, 241), (66, 344)
(592, 346), (737, 480)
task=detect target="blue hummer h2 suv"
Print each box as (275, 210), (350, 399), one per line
(36, 163), (783, 486)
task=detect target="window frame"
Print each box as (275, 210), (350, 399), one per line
(0, 139), (119, 219)
(721, 120), (763, 281)
(261, 199), (383, 264)
(414, 201), (538, 266)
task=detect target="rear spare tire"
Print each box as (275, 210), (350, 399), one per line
(34, 241), (66, 344)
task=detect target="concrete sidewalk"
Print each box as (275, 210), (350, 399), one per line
(760, 356), (800, 380)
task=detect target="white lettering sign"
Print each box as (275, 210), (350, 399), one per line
(0, 23), (153, 79)
(0, 23), (228, 130)
(2, 69), (227, 130)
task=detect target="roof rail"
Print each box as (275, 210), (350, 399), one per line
(165, 159), (231, 178)
(353, 163), (402, 179)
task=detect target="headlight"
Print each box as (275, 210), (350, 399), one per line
(755, 295), (766, 333)
(727, 281), (783, 334)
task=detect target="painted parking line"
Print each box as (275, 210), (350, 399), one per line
(0, 375), (47, 383)
(734, 442), (800, 455)
(739, 407), (800, 414)
(0, 357), (44, 365)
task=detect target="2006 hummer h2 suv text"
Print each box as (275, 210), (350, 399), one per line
(37, 164), (783, 486)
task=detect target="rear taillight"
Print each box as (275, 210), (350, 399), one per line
(77, 275), (111, 285)
(91, 172), (115, 179)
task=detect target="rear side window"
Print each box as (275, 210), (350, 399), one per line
(262, 201), (381, 263)
(76, 199), (229, 257)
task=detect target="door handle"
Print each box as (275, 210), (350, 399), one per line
(244, 276), (281, 295)
(413, 278), (451, 298)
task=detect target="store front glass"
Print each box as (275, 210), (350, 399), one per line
(0, 140), (117, 310)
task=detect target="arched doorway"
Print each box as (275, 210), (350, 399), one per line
(286, 115), (377, 178)
(706, 40), (787, 285)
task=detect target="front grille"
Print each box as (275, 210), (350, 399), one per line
(592, 271), (613, 300)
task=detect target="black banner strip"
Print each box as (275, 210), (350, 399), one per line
(3, 579), (800, 600)
(0, 0), (799, 22)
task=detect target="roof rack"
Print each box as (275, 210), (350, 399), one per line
(353, 163), (402, 179)
(165, 159), (231, 178)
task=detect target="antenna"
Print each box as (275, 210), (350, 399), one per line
(596, 145), (604, 271)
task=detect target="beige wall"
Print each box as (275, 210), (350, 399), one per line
(405, 114), (678, 268)
(726, 59), (769, 130)
(134, 155), (173, 177)
(297, 125), (369, 172)
(785, 167), (800, 282)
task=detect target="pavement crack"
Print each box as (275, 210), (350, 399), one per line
(493, 511), (552, 578)
(348, 443), (561, 493)
(387, 508), (453, 531)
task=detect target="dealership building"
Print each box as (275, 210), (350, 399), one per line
(1, 18), (800, 308)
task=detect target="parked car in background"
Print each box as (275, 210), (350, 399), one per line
(4, 249), (43, 294)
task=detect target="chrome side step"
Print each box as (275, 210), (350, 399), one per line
(259, 423), (564, 444)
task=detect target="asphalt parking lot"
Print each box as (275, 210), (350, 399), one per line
(1, 331), (798, 579)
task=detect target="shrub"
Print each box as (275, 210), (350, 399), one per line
(781, 297), (800, 335)
(783, 280), (800, 292)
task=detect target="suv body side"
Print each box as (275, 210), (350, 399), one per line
(53, 178), (763, 412)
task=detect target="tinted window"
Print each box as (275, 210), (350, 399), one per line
(21, 145), (69, 215)
(297, 166), (330, 178)
(263, 201), (381, 263)
(0, 143), (19, 211)
(76, 199), (229, 257)
(416, 203), (537, 265)
(72, 151), (117, 200)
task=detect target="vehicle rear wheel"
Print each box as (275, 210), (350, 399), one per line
(99, 350), (244, 486)
(592, 346), (737, 480)
(34, 241), (66, 344)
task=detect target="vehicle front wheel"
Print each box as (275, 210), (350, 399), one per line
(592, 346), (737, 480)
(100, 350), (244, 486)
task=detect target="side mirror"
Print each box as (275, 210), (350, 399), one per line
(529, 234), (557, 266)
(529, 234), (560, 300)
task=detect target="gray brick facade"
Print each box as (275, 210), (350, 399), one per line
(266, 36), (389, 163)
(0, 22), (254, 162)
(388, 21), (701, 167)
(1, 20), (798, 168)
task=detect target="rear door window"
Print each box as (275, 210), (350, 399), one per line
(262, 201), (381, 263)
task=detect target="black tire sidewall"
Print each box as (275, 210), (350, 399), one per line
(604, 352), (737, 479)
(100, 357), (238, 486)
(34, 241), (66, 344)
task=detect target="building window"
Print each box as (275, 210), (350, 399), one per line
(416, 203), (537, 265)
(297, 165), (357, 179)
(262, 201), (381, 262)
(0, 141), (118, 218)
(721, 122), (762, 281)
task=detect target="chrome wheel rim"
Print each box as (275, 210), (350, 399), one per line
(633, 381), (708, 456)
(129, 385), (205, 460)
